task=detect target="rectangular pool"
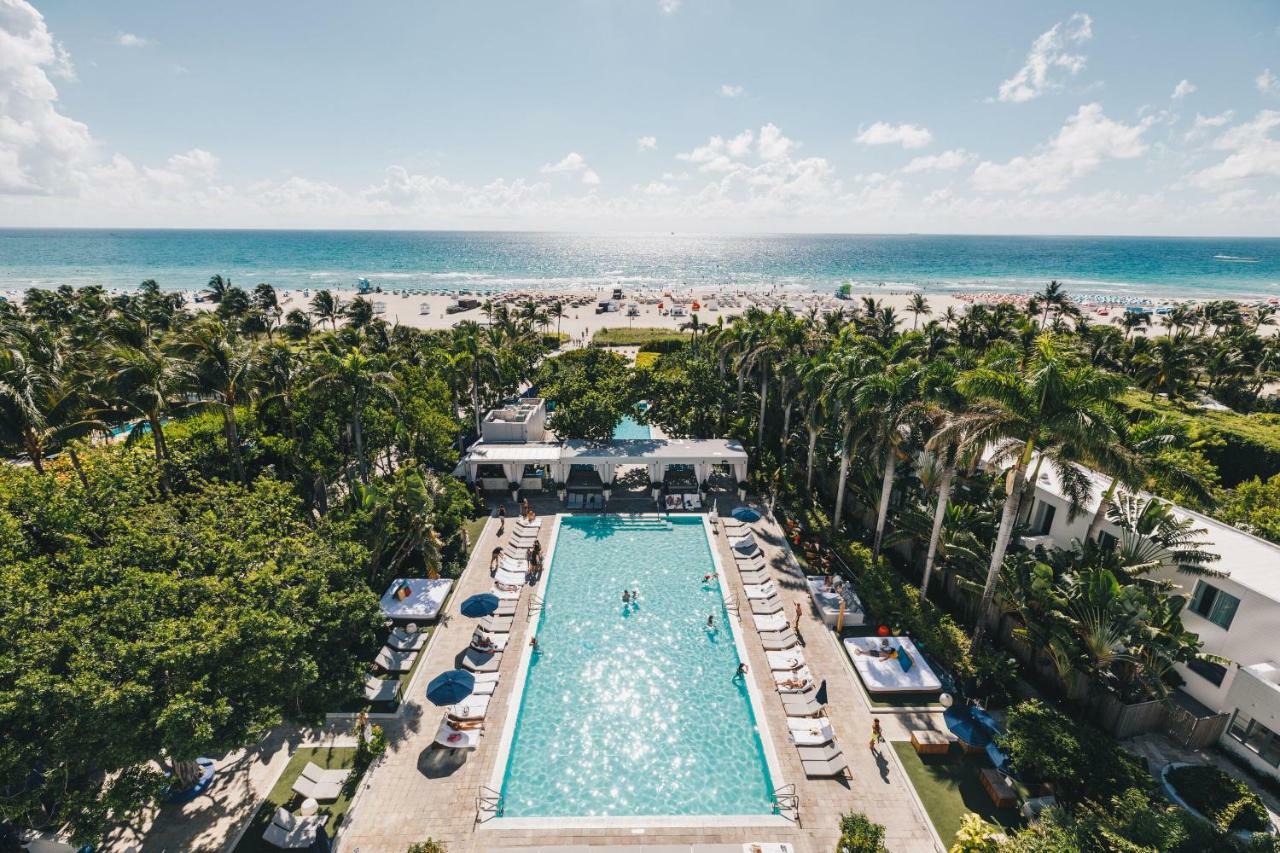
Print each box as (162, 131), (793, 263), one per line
(491, 514), (779, 822)
(613, 414), (653, 440)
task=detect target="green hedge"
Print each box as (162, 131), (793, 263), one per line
(591, 327), (687, 348)
(1120, 390), (1280, 486)
(1166, 765), (1272, 834)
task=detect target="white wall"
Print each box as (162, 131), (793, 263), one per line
(1221, 666), (1280, 778)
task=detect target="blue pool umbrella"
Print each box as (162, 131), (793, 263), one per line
(731, 506), (762, 522)
(460, 593), (500, 617)
(426, 670), (475, 706)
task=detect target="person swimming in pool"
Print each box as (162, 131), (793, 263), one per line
(622, 590), (631, 604)
(733, 662), (749, 681)
(706, 613), (715, 629)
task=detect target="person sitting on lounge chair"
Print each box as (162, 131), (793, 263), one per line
(471, 633), (498, 653)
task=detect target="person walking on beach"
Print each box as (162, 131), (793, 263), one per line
(869, 718), (884, 752)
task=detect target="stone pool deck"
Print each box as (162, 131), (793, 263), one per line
(337, 500), (942, 853)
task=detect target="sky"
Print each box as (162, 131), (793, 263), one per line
(2, 0), (1280, 235)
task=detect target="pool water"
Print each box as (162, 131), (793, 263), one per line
(499, 515), (775, 818)
(613, 415), (652, 440)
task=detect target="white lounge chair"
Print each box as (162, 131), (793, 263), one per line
(797, 742), (844, 763)
(774, 667), (814, 692)
(462, 648), (502, 672)
(767, 650), (807, 671)
(740, 571), (771, 588)
(781, 691), (824, 717)
(262, 807), (325, 849)
(363, 676), (399, 703)
(753, 612), (790, 633)
(387, 628), (427, 652)
(802, 754), (850, 779)
(736, 554), (766, 572)
(291, 761), (350, 801)
(759, 628), (801, 651)
(493, 598), (519, 616)
(374, 646), (417, 673)
(435, 717), (482, 749)
(494, 568), (526, 587)
(751, 596), (785, 616)
(787, 716), (835, 746)
(743, 582), (778, 600)
(470, 630), (508, 652)
(480, 614), (513, 633)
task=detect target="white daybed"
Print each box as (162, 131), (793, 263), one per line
(842, 636), (942, 694)
(380, 577), (454, 622)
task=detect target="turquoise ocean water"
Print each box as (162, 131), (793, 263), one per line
(500, 515), (774, 818)
(1, 229), (1278, 300)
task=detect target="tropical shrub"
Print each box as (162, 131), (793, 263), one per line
(1217, 474), (1280, 544)
(1000, 700), (1150, 802)
(950, 813), (1000, 852)
(1166, 765), (1272, 834)
(407, 842), (448, 853)
(836, 811), (888, 852)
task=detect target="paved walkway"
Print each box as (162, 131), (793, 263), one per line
(339, 499), (942, 852)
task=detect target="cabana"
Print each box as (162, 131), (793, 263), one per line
(380, 578), (454, 622)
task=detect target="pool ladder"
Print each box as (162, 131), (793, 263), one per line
(723, 593), (739, 617)
(528, 593), (545, 617)
(476, 784), (503, 823)
(773, 783), (800, 823)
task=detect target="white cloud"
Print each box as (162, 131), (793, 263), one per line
(636, 181), (676, 196)
(1185, 110), (1234, 141)
(720, 83), (744, 98)
(1187, 110), (1280, 190)
(997, 13), (1093, 103)
(1258, 69), (1279, 95)
(1171, 79), (1196, 99)
(539, 151), (599, 185)
(658, 0), (680, 15)
(636, 135), (657, 151)
(116, 32), (150, 48)
(0, 0), (93, 194)
(973, 103), (1152, 193)
(901, 149), (975, 173)
(757, 123), (795, 161)
(854, 121), (933, 149)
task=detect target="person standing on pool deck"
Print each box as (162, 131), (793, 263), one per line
(497, 504), (506, 536)
(869, 718), (884, 752)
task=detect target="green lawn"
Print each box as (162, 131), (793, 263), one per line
(233, 746), (359, 853)
(892, 741), (1024, 847)
(591, 327), (687, 347)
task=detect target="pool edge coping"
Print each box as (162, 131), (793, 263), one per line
(482, 511), (790, 830)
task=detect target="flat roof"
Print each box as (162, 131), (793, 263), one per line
(463, 441), (562, 464)
(1006, 450), (1280, 603)
(463, 437), (748, 465)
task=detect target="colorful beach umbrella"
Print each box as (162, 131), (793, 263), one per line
(460, 592), (500, 617)
(426, 669), (475, 706)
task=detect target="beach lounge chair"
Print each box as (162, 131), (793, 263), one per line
(767, 650), (807, 671)
(774, 667), (814, 692)
(743, 582), (778, 600)
(262, 807), (325, 849)
(462, 648), (502, 672)
(470, 630), (508, 652)
(739, 569), (771, 587)
(471, 673), (500, 695)
(387, 627), (427, 652)
(291, 761), (350, 801)
(753, 612), (790, 633)
(364, 676), (399, 703)
(446, 694), (491, 721)
(750, 596), (785, 616)
(435, 717), (482, 749)
(802, 754), (850, 779)
(759, 628), (801, 651)
(781, 691), (824, 717)
(796, 742), (845, 763)
(787, 716), (835, 746)
(515, 519), (543, 531)
(494, 568), (526, 587)
(493, 586), (521, 600)
(494, 599), (518, 616)
(735, 554), (766, 572)
(480, 614), (513, 633)
(374, 646), (417, 673)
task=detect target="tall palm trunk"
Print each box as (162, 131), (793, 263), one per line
(872, 445), (895, 559)
(67, 446), (89, 490)
(973, 441), (1033, 644)
(1085, 477), (1119, 542)
(805, 426), (819, 490)
(222, 407), (245, 482)
(780, 399), (794, 458)
(756, 369), (768, 453)
(920, 461), (954, 602)
(352, 410), (367, 483)
(831, 425), (854, 536)
(471, 381), (481, 436)
(24, 433), (45, 474)
(148, 411), (171, 493)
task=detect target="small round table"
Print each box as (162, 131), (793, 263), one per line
(299, 797), (319, 817)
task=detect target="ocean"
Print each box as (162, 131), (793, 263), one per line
(1, 229), (1278, 302)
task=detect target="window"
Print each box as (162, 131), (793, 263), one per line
(1187, 658), (1227, 686)
(1189, 581), (1240, 630)
(1030, 502), (1057, 536)
(1230, 713), (1280, 768)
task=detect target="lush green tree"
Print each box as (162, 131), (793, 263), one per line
(836, 812), (888, 853)
(535, 348), (631, 443)
(1217, 473), (1280, 543)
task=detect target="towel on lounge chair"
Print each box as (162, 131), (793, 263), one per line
(787, 716), (835, 746)
(446, 694), (491, 721)
(435, 717), (482, 749)
(743, 582), (778, 600)
(767, 650), (807, 671)
(753, 612), (789, 633)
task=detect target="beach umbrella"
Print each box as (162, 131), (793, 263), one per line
(426, 669), (475, 706)
(731, 506), (761, 522)
(732, 534), (759, 554)
(460, 592), (500, 617)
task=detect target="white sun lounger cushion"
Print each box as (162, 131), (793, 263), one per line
(767, 650), (807, 671)
(751, 597), (784, 616)
(753, 612), (790, 632)
(774, 667), (813, 691)
(743, 582), (777, 600)
(374, 646), (417, 673)
(435, 717), (482, 749)
(447, 694), (491, 720)
(364, 676), (399, 703)
(494, 569), (526, 586)
(462, 648), (502, 672)
(471, 631), (508, 652)
(387, 628), (428, 652)
(842, 636), (942, 694)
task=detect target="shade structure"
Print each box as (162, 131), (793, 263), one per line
(460, 593), (500, 617)
(426, 669), (476, 706)
(731, 506), (762, 522)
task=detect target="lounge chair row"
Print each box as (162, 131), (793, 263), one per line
(726, 536), (851, 781)
(364, 626), (428, 703)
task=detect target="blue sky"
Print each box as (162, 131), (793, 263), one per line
(3, 0), (1279, 233)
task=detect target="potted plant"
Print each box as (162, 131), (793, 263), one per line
(737, 480), (749, 501)
(554, 480), (566, 502)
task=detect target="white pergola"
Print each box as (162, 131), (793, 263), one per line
(460, 438), (748, 489)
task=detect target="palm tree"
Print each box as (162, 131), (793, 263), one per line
(310, 348), (397, 484)
(940, 306), (959, 330)
(816, 334), (875, 534)
(282, 309), (314, 342)
(918, 362), (974, 602)
(907, 294), (931, 330)
(1036, 280), (1072, 328)
(451, 321), (501, 435)
(1106, 492), (1222, 580)
(548, 300), (566, 347)
(938, 335), (1126, 642)
(204, 274), (231, 304)
(252, 283), (281, 337)
(310, 289), (343, 330)
(856, 345), (922, 559)
(0, 339), (97, 476)
(1134, 333), (1198, 400)
(1120, 311), (1149, 340)
(106, 341), (185, 493)
(173, 318), (253, 481)
(345, 296), (375, 330)
(797, 354), (830, 491)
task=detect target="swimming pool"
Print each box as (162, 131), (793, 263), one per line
(613, 414), (652, 440)
(492, 514), (779, 823)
